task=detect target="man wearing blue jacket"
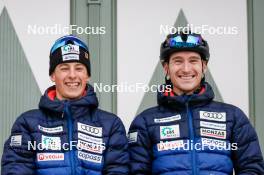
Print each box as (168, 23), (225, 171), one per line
(128, 31), (264, 175)
(1, 35), (129, 175)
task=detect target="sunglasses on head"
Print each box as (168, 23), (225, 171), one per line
(166, 34), (203, 48)
(50, 36), (88, 54)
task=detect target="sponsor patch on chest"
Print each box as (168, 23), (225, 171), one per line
(157, 140), (184, 151)
(41, 135), (61, 150)
(37, 153), (64, 161)
(200, 111), (226, 122)
(160, 125), (180, 140)
(77, 122), (102, 137)
(200, 121), (226, 130)
(154, 115), (181, 123)
(38, 125), (63, 133)
(77, 140), (105, 154)
(200, 128), (226, 139)
(78, 132), (103, 144)
(201, 138), (227, 148)
(78, 151), (102, 164)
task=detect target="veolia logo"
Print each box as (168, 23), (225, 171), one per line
(38, 154), (45, 161)
(37, 153), (64, 161)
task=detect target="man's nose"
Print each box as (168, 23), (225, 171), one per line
(182, 62), (191, 72)
(68, 68), (77, 78)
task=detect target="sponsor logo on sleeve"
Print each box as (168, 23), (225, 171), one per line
(200, 121), (226, 130)
(157, 140), (184, 151)
(77, 140), (105, 154)
(41, 135), (61, 150)
(10, 135), (22, 146)
(78, 132), (103, 144)
(154, 115), (181, 123)
(160, 125), (180, 140)
(201, 138), (227, 148)
(38, 125), (63, 134)
(77, 122), (102, 137)
(200, 111), (226, 122)
(200, 128), (226, 139)
(128, 132), (138, 143)
(78, 151), (102, 164)
(37, 153), (64, 161)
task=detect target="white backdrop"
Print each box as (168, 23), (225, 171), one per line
(0, 0), (248, 131)
(0, 0), (70, 93)
(117, 0), (248, 130)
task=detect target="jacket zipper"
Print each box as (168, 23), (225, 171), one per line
(186, 102), (197, 175)
(64, 101), (75, 175)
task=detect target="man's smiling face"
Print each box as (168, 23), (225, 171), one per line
(163, 51), (207, 95)
(50, 62), (89, 100)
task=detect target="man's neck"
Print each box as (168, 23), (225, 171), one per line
(173, 86), (201, 96)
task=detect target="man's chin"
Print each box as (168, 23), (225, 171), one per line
(179, 86), (197, 94)
(63, 93), (82, 100)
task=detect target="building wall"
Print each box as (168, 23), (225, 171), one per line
(248, 0), (264, 152)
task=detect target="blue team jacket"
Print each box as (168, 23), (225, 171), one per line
(2, 85), (129, 175)
(128, 82), (264, 175)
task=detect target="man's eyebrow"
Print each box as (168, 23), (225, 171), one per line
(189, 56), (201, 60)
(75, 64), (85, 67)
(58, 64), (68, 67)
(171, 56), (183, 60)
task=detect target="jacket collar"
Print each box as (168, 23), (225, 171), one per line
(157, 82), (214, 110)
(39, 84), (99, 118)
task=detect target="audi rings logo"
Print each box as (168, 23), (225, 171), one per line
(78, 123), (102, 137)
(81, 125), (100, 135)
(200, 111), (226, 122)
(203, 112), (223, 119)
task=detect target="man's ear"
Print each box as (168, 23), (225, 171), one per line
(202, 60), (208, 74)
(50, 73), (55, 82)
(163, 62), (169, 75)
(86, 75), (90, 83)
